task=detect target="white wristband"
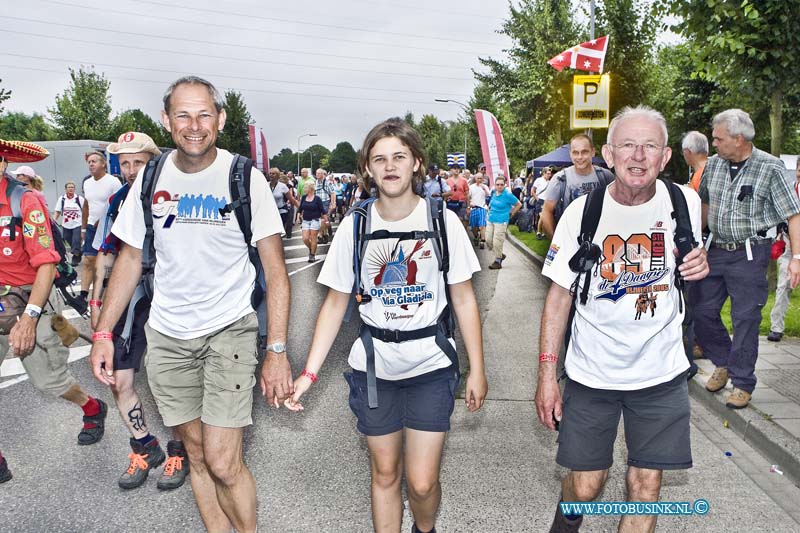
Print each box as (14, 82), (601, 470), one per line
(24, 304), (42, 319)
(792, 254), (800, 261)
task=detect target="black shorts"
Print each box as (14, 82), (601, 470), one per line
(344, 366), (459, 437)
(111, 297), (151, 372)
(556, 373), (692, 471)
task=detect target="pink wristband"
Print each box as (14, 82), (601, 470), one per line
(89, 300), (103, 308)
(301, 369), (318, 383)
(539, 352), (558, 363)
(92, 331), (114, 342)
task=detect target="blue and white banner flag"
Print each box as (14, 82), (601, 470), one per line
(447, 153), (466, 168)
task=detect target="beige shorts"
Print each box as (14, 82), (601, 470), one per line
(0, 314), (77, 396)
(144, 313), (259, 428)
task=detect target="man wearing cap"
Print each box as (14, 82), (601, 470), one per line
(79, 151), (122, 306)
(419, 163), (452, 203)
(89, 77), (291, 532)
(90, 132), (189, 491)
(0, 145), (108, 487)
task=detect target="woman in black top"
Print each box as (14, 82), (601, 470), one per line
(294, 186), (325, 263)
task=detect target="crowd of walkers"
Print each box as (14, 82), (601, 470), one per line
(1, 72), (799, 533)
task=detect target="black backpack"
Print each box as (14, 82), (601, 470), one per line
(4, 176), (86, 314)
(565, 178), (698, 378)
(137, 152), (268, 343)
(343, 195), (459, 409)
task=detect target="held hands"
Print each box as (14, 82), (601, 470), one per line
(464, 371), (488, 412)
(676, 245), (709, 282)
(260, 352), (295, 408)
(284, 373), (315, 411)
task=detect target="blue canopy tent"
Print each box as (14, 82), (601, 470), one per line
(525, 144), (607, 178)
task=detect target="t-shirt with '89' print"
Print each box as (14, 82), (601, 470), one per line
(542, 180), (702, 391)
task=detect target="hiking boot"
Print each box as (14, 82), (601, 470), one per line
(767, 331), (783, 342)
(411, 523), (436, 533)
(158, 441), (190, 491)
(536, 232), (544, 240)
(77, 398), (108, 445)
(705, 366), (729, 393)
(726, 388), (752, 409)
(479, 240), (485, 249)
(119, 437), (166, 490)
(0, 456), (12, 484)
(308, 254), (316, 263)
(488, 261), (502, 270)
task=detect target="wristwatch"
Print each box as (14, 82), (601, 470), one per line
(265, 342), (287, 354)
(24, 304), (42, 319)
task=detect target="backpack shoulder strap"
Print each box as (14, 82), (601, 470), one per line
(140, 151), (172, 299)
(596, 166), (615, 186)
(343, 197), (377, 322)
(223, 154), (255, 253)
(6, 178), (31, 241)
(578, 182), (607, 246)
(59, 194), (65, 213)
(661, 178), (696, 262)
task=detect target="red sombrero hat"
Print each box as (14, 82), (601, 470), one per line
(0, 139), (49, 163)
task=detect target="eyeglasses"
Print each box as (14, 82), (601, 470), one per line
(612, 142), (664, 156)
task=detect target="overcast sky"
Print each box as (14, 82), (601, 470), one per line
(1, 0), (513, 155)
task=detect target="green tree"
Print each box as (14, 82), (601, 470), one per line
(303, 144), (330, 173)
(417, 114), (446, 168)
(269, 147), (297, 172)
(327, 141), (358, 172)
(0, 112), (57, 141)
(110, 109), (173, 147)
(217, 90), (252, 155)
(0, 79), (11, 114)
(664, 0), (800, 155)
(49, 67), (112, 140)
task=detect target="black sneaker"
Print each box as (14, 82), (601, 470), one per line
(158, 441), (189, 491)
(0, 456), (12, 484)
(78, 398), (108, 445)
(488, 261), (502, 270)
(119, 437), (166, 490)
(308, 254), (316, 263)
(767, 331), (783, 342)
(479, 240), (485, 249)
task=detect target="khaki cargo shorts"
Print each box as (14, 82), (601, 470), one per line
(144, 313), (259, 428)
(0, 314), (77, 396)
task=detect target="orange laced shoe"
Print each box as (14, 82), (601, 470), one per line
(158, 441), (189, 491)
(118, 437), (165, 490)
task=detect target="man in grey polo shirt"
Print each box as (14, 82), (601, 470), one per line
(693, 108), (800, 409)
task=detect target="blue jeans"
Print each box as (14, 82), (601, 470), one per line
(690, 243), (770, 393)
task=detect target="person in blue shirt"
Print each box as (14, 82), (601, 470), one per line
(486, 176), (521, 269)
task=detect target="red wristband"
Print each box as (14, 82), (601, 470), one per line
(539, 352), (558, 363)
(92, 331), (114, 341)
(89, 300), (103, 308)
(301, 369), (318, 383)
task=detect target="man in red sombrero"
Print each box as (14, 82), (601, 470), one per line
(0, 139), (109, 484)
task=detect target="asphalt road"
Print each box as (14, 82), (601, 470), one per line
(2, 221), (800, 532)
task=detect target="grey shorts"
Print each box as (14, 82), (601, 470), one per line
(344, 366), (459, 436)
(557, 373), (692, 471)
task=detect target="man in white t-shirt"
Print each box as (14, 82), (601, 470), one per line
(535, 106), (709, 532)
(89, 76), (292, 533)
(53, 181), (85, 265)
(79, 151), (122, 303)
(540, 134), (615, 238)
(467, 172), (490, 248)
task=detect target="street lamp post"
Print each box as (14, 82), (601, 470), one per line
(435, 98), (469, 169)
(297, 133), (318, 175)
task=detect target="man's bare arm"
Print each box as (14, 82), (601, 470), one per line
(540, 200), (557, 238)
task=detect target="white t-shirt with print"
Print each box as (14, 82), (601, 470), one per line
(468, 183), (490, 207)
(318, 198), (480, 380)
(84, 174), (122, 227)
(541, 181), (702, 390)
(58, 194), (84, 229)
(112, 149), (284, 339)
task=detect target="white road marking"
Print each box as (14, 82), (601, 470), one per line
(283, 243), (330, 252)
(0, 345), (91, 382)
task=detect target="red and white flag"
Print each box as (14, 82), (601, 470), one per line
(547, 35), (609, 74)
(248, 124), (269, 172)
(474, 109), (510, 186)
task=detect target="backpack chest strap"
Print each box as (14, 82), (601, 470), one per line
(361, 229), (438, 242)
